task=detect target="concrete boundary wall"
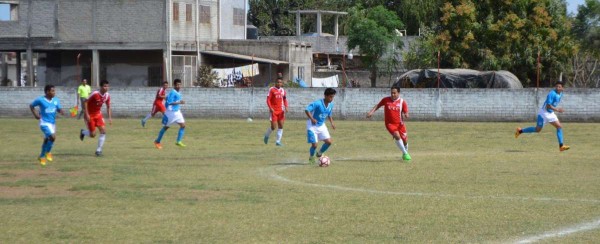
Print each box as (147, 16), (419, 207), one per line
(1, 87), (599, 122)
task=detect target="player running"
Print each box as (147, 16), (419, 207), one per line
(30, 85), (65, 166)
(79, 80), (112, 157)
(366, 86), (411, 161)
(141, 81), (168, 127)
(515, 81), (570, 151)
(263, 78), (289, 146)
(154, 79), (186, 149)
(305, 88), (337, 165)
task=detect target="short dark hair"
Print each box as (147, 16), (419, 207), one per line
(100, 80), (109, 86)
(44, 84), (54, 93)
(163, 81), (169, 85)
(324, 88), (337, 96)
(555, 81), (564, 86)
(391, 86), (400, 92)
(174, 79), (182, 85)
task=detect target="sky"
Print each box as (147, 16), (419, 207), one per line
(0, 0), (588, 22)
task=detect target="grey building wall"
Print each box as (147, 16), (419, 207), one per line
(3, 87), (600, 122)
(219, 0), (245, 40)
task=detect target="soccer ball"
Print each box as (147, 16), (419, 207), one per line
(319, 156), (330, 167)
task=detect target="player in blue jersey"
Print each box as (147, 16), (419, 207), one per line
(154, 79), (186, 149)
(305, 88), (337, 165)
(30, 85), (65, 166)
(515, 81), (570, 151)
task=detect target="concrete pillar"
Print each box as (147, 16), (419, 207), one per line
(15, 52), (21, 87)
(296, 12), (301, 37)
(316, 12), (322, 36)
(335, 16), (339, 41)
(92, 49), (99, 87)
(27, 47), (34, 87)
(0, 53), (6, 86)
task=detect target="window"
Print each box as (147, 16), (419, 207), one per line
(0, 3), (18, 21)
(199, 5), (210, 24)
(172, 2), (179, 21)
(186, 4), (192, 22)
(233, 8), (244, 26)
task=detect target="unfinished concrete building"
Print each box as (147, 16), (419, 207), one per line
(0, 0), (312, 87)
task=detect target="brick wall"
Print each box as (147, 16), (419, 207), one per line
(2, 87), (600, 122)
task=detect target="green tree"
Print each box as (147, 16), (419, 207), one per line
(346, 5), (404, 87)
(570, 0), (600, 87)
(407, 0), (577, 87)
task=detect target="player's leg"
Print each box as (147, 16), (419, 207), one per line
(95, 125), (106, 156)
(175, 122), (186, 147)
(307, 126), (318, 165)
(39, 137), (48, 166)
(275, 115), (284, 146)
(142, 104), (158, 127)
(517, 115), (544, 138)
(550, 120), (569, 151)
(81, 115), (97, 139)
(44, 124), (56, 162)
(316, 125), (332, 158)
(264, 113), (276, 144)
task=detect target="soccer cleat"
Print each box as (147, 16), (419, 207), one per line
(560, 145), (570, 151)
(402, 153), (412, 161)
(141, 119), (146, 128)
(95, 151), (103, 157)
(154, 141), (162, 149)
(275, 142), (283, 146)
(45, 153), (53, 162)
(263, 136), (269, 144)
(308, 156), (316, 165)
(175, 141), (186, 147)
(39, 157), (46, 166)
(79, 129), (85, 141)
(515, 127), (522, 138)
(316, 152), (322, 158)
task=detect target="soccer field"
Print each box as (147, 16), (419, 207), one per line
(1, 118), (599, 243)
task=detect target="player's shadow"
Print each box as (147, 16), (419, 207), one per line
(336, 158), (399, 163)
(505, 149), (527, 153)
(272, 162), (305, 166)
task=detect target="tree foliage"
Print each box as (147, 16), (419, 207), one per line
(346, 5), (404, 87)
(405, 0), (577, 87)
(569, 0), (600, 87)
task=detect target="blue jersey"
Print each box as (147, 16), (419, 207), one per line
(306, 99), (334, 126)
(166, 89), (182, 112)
(31, 96), (61, 124)
(542, 89), (562, 113)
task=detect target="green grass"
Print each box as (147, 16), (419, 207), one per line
(0, 118), (599, 243)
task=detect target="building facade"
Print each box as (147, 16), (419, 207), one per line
(0, 0), (312, 88)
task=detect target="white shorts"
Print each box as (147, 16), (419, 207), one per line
(39, 121), (56, 137)
(164, 110), (185, 126)
(306, 120), (330, 143)
(537, 108), (558, 125)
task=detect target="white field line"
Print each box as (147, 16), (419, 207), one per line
(513, 218), (600, 243)
(260, 160), (600, 243)
(260, 164), (600, 204)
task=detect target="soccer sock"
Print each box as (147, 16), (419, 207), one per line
(395, 139), (408, 154)
(557, 128), (564, 146)
(143, 113), (152, 122)
(522, 127), (536, 133)
(82, 130), (90, 136)
(161, 115), (168, 125)
(40, 139), (48, 158)
(319, 143), (331, 154)
(276, 129), (283, 142)
(177, 127), (185, 142)
(309, 146), (316, 157)
(97, 134), (106, 152)
(264, 127), (272, 138)
(156, 127), (167, 143)
(45, 140), (54, 154)
(405, 143), (409, 151)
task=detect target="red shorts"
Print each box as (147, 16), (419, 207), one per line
(151, 100), (166, 116)
(87, 113), (105, 133)
(270, 110), (285, 122)
(385, 123), (407, 141)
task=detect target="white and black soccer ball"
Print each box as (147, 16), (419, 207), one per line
(319, 156), (330, 167)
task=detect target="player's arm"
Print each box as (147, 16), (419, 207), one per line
(57, 102), (65, 116)
(106, 101), (112, 125)
(304, 109), (317, 125)
(29, 102), (40, 120)
(266, 91), (274, 113)
(366, 99), (385, 118)
(84, 98), (90, 121)
(283, 93), (289, 113)
(328, 115), (336, 130)
(402, 100), (409, 120)
(545, 103), (563, 113)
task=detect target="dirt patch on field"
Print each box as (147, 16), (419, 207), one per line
(165, 189), (232, 201)
(0, 185), (75, 198)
